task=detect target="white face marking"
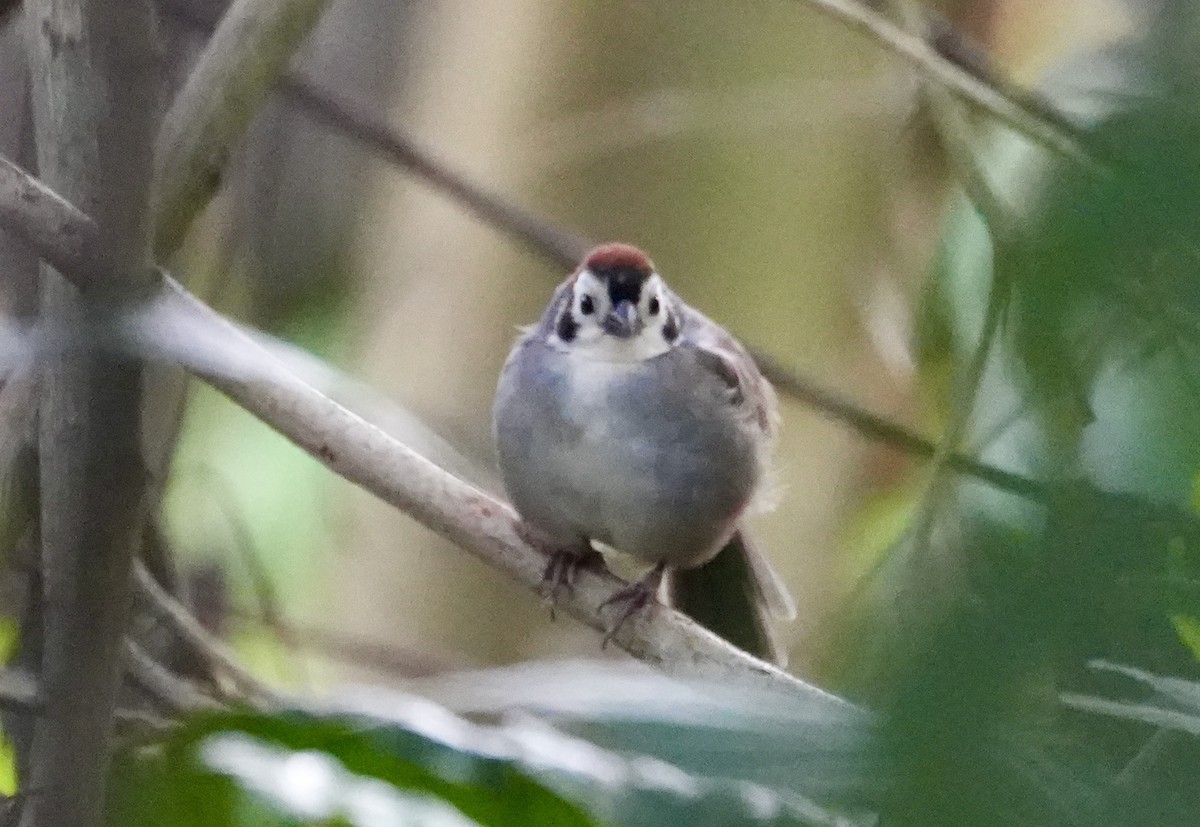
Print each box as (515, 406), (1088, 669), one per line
(553, 270), (677, 362)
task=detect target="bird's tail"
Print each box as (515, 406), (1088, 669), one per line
(666, 530), (795, 665)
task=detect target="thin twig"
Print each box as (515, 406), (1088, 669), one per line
(3, 137), (1049, 508)
(123, 639), (225, 714)
(891, 0), (1014, 554)
(133, 561), (285, 706)
(154, 5), (1051, 501)
(276, 83), (1047, 501)
(791, 0), (1101, 172)
(280, 76), (592, 269)
(889, 0), (1019, 241)
(753, 351), (1041, 499)
(150, 0), (334, 258)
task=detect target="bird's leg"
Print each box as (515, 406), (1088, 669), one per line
(516, 523), (603, 615)
(541, 545), (604, 613)
(599, 562), (667, 648)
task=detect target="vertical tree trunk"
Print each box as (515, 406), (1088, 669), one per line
(20, 0), (158, 823)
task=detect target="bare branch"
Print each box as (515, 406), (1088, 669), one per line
(0, 158), (838, 698)
(274, 84), (1047, 502)
(20, 0), (157, 821)
(133, 562), (284, 706)
(123, 640), (225, 715)
(281, 76), (592, 269)
(754, 352), (1042, 500)
(790, 0), (1100, 171)
(0, 157), (104, 281)
(150, 0), (333, 258)
(150, 281), (834, 694)
(1, 139), (1048, 504)
(150, 0), (1050, 501)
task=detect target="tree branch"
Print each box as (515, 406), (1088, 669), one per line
(0, 158), (105, 282)
(151, 3), (1050, 501)
(123, 640), (224, 715)
(275, 82), (1047, 502)
(280, 76), (594, 269)
(133, 561), (284, 706)
(20, 0), (157, 822)
(790, 0), (1100, 171)
(753, 351), (1041, 499)
(150, 0), (333, 258)
(150, 280), (833, 694)
(0, 157), (841, 699)
(5, 137), (1052, 508)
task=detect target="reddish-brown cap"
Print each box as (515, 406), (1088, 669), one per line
(581, 242), (654, 275)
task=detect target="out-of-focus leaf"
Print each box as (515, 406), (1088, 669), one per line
(331, 684), (865, 827)
(110, 706), (595, 827)
(1063, 661), (1200, 731)
(109, 684), (864, 827)
(1060, 661), (1200, 824)
(402, 659), (876, 811)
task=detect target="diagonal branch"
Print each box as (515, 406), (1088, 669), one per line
(147, 279), (828, 693)
(790, 0), (1100, 171)
(152, 3), (1051, 501)
(754, 351), (1041, 499)
(150, 0), (334, 258)
(0, 156), (839, 699)
(281, 77), (593, 269)
(3, 138), (1047, 507)
(133, 562), (284, 706)
(275, 82), (1047, 502)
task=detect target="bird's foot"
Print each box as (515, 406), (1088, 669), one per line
(517, 524), (603, 617)
(599, 562), (667, 648)
(540, 547), (603, 616)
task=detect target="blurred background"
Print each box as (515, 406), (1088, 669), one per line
(9, 0), (1200, 822)
(124, 0), (1125, 679)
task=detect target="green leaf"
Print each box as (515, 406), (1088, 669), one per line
(110, 706), (595, 827)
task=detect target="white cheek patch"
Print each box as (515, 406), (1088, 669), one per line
(549, 270), (675, 362)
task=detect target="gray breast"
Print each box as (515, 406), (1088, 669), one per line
(493, 337), (761, 568)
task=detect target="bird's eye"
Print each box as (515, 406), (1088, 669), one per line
(648, 296), (660, 316)
(580, 295), (596, 315)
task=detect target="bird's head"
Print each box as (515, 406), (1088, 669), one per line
(551, 243), (681, 362)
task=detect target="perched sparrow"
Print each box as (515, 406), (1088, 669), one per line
(493, 243), (794, 658)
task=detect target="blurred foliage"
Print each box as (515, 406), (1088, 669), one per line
(107, 681), (867, 827)
(849, 4), (1200, 824)
(110, 710), (595, 827)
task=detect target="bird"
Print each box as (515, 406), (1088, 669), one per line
(492, 242), (795, 660)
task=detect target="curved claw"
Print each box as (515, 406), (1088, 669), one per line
(599, 562), (667, 647)
(541, 548), (598, 608)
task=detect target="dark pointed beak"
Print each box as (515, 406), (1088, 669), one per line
(602, 300), (641, 338)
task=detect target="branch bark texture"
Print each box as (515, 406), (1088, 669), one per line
(20, 0), (158, 823)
